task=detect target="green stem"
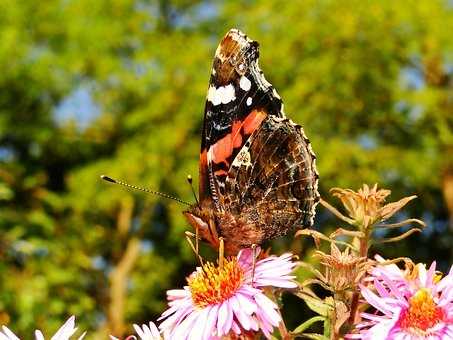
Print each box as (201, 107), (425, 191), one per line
(331, 293), (339, 340)
(268, 288), (292, 339)
(278, 318), (291, 340)
(347, 233), (369, 326)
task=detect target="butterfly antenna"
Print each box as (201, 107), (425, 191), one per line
(101, 175), (191, 207)
(187, 175), (199, 206)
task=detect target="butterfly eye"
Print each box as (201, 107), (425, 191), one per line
(238, 63), (245, 72)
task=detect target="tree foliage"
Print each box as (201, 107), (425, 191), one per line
(0, 0), (452, 337)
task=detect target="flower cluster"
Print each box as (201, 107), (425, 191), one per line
(0, 249), (296, 340)
(294, 184), (440, 339)
(3, 184), (452, 340)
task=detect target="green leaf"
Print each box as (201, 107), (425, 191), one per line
(292, 316), (325, 334)
(323, 314), (332, 339)
(297, 333), (330, 340)
(299, 294), (333, 317)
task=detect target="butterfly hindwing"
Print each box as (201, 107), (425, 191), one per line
(221, 114), (319, 249)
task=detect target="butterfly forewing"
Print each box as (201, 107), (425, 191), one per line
(199, 29), (284, 209)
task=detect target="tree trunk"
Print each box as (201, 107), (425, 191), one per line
(108, 197), (140, 337)
(442, 167), (453, 231)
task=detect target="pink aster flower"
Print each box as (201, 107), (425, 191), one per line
(0, 316), (85, 340)
(349, 261), (453, 339)
(158, 248), (297, 340)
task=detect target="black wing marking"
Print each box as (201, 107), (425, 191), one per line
(199, 29), (284, 210)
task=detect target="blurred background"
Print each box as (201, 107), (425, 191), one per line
(0, 0), (452, 338)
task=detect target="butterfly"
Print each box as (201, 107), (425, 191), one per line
(184, 29), (320, 255)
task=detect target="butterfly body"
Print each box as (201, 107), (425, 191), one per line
(185, 29), (319, 255)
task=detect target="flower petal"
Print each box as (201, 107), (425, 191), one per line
(230, 295), (252, 330)
(51, 316), (77, 340)
(254, 293), (281, 326)
(0, 327), (19, 340)
(203, 304), (219, 339)
(35, 330), (45, 340)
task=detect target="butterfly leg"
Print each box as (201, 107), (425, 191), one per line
(251, 244), (257, 286)
(195, 225), (199, 255)
(185, 231), (203, 265)
(218, 237), (224, 269)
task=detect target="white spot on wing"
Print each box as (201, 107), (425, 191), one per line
(207, 84), (236, 106)
(246, 97), (252, 106)
(233, 148), (252, 167)
(207, 146), (214, 164)
(221, 84), (236, 104)
(207, 86), (220, 106)
(239, 76), (252, 91)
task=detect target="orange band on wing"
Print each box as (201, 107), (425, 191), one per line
(199, 149), (209, 199)
(214, 169), (228, 176)
(200, 149), (208, 166)
(231, 109), (267, 149)
(208, 109), (267, 166)
(211, 133), (232, 164)
(243, 109), (267, 135)
(231, 120), (243, 149)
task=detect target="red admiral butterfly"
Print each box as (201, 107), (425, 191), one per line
(184, 29), (319, 255)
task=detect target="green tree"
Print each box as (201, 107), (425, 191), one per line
(0, 0), (451, 337)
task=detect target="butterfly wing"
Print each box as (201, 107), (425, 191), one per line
(222, 114), (319, 250)
(195, 28), (319, 254)
(199, 29), (284, 211)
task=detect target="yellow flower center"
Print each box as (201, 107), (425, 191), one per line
(188, 258), (243, 308)
(399, 288), (444, 333)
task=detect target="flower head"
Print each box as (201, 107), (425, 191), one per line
(322, 184), (424, 244)
(188, 258), (243, 308)
(349, 260), (453, 339)
(315, 243), (368, 292)
(1, 316), (85, 340)
(330, 184), (416, 229)
(158, 248), (297, 339)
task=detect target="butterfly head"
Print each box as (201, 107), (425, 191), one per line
(183, 202), (220, 249)
(184, 206), (249, 255)
(212, 29), (259, 85)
